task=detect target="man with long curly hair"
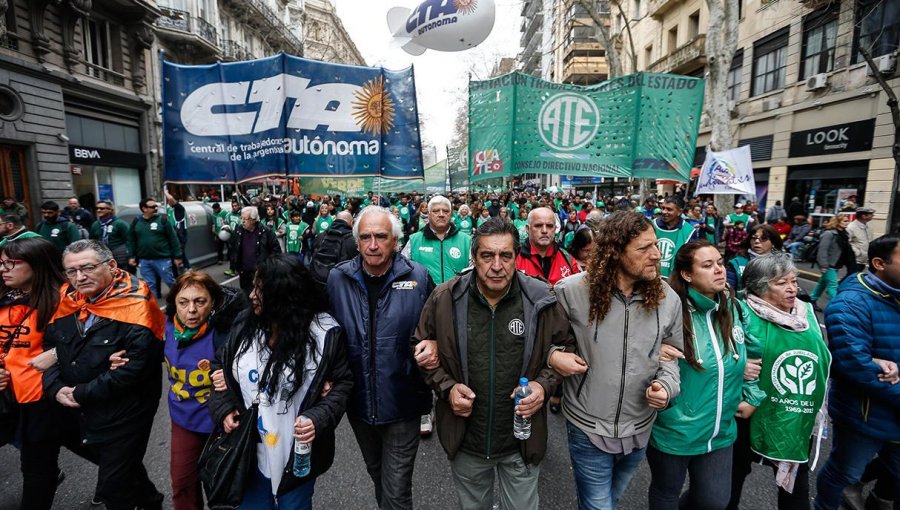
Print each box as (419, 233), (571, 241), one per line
(550, 211), (684, 510)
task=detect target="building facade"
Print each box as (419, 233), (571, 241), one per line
(0, 0), (162, 224)
(303, 0), (364, 66)
(617, 0), (899, 235)
(550, 0), (611, 85)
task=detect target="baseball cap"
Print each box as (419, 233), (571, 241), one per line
(735, 202), (744, 208)
(856, 207), (875, 214)
(306, 201), (315, 207)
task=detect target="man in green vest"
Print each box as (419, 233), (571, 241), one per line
(728, 203), (750, 231)
(284, 209), (310, 258)
(402, 194), (471, 437)
(653, 196), (699, 279)
(210, 202), (229, 264)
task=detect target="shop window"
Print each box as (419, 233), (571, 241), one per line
(728, 49), (744, 101)
(800, 6), (838, 79)
(751, 27), (789, 96)
(853, 0), (900, 62)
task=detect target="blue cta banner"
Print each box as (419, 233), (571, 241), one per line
(162, 53), (424, 184)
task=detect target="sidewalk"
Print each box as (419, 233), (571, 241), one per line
(796, 263), (849, 283)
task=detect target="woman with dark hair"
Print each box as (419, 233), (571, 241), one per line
(208, 254), (352, 508)
(568, 227), (594, 271)
(0, 237), (94, 509)
(648, 240), (752, 509)
(162, 271), (246, 510)
(727, 224), (784, 291)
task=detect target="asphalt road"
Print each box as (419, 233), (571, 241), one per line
(0, 260), (838, 509)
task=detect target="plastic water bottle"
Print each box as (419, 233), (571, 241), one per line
(513, 377), (532, 440)
(292, 415), (312, 477)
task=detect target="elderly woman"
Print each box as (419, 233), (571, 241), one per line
(163, 271), (245, 510)
(727, 224), (784, 292)
(453, 204), (474, 235)
(208, 254), (352, 509)
(728, 253), (831, 510)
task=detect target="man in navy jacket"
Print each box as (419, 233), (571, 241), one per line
(327, 206), (434, 510)
(816, 235), (900, 510)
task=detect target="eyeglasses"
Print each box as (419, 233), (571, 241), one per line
(0, 258), (26, 270)
(750, 235), (770, 242)
(143, 204), (159, 210)
(95, 206), (110, 210)
(64, 260), (111, 278)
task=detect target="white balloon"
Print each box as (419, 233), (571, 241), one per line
(387, 0), (496, 55)
(218, 228), (232, 242)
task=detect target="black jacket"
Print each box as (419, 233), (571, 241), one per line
(43, 315), (162, 444)
(208, 310), (353, 496)
(312, 219), (358, 262)
(228, 224), (281, 270)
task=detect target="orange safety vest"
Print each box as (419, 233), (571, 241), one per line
(0, 304), (44, 404)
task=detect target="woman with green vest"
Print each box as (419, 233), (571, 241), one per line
(453, 204), (474, 235)
(728, 252), (831, 510)
(648, 240), (753, 509)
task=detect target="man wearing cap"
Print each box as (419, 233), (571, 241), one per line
(847, 208), (875, 274)
(640, 197), (658, 219)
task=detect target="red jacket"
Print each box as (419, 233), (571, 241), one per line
(516, 242), (580, 286)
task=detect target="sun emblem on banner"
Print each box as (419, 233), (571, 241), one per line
(352, 76), (395, 136)
(454, 0), (478, 14)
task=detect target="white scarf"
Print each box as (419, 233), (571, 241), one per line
(745, 294), (809, 331)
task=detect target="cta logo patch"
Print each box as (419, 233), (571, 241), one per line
(771, 350), (820, 396)
(508, 318), (525, 336)
(392, 280), (419, 290)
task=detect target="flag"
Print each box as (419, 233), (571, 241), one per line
(694, 145), (756, 196)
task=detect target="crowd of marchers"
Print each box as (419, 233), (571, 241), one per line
(0, 187), (897, 510)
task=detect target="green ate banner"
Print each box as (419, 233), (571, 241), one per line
(468, 72), (705, 183)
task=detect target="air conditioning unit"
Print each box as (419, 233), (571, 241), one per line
(806, 73), (829, 91)
(762, 97), (781, 111)
(867, 54), (897, 76)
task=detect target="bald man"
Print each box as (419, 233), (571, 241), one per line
(516, 207), (580, 285)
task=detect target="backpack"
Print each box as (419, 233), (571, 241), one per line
(310, 227), (356, 287)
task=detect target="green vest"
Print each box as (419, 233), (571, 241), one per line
(284, 221), (308, 253)
(729, 256), (749, 290)
(0, 230), (41, 250)
(314, 215), (333, 235)
(513, 219), (528, 242)
(654, 221), (696, 278)
(454, 216), (474, 235)
(407, 227), (471, 285)
(745, 302), (831, 462)
(212, 210), (228, 233)
(729, 213), (749, 229)
(705, 216), (717, 243)
(226, 211), (242, 230)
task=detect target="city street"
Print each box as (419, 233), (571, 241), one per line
(0, 261), (835, 509)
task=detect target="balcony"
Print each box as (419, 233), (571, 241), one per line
(221, 39), (254, 61)
(520, 14), (543, 47)
(648, 34), (706, 74)
(648, 0), (684, 19)
(563, 59), (609, 84)
(155, 8), (219, 56)
(221, 0), (304, 55)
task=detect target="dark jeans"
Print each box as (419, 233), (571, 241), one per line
(170, 422), (208, 510)
(647, 444), (733, 510)
(93, 419), (162, 510)
(349, 415), (420, 510)
(240, 468), (315, 510)
(814, 424), (900, 510)
(238, 271), (254, 294)
(19, 400), (96, 510)
(728, 418), (810, 510)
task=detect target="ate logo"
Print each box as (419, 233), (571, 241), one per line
(538, 93), (600, 151)
(508, 318), (525, 336)
(656, 238), (676, 262)
(771, 350), (820, 396)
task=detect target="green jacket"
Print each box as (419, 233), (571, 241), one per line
(128, 214), (182, 259)
(35, 218), (80, 253)
(404, 224), (471, 285)
(743, 300), (831, 462)
(453, 215), (474, 235)
(89, 217), (131, 252)
(651, 289), (751, 456)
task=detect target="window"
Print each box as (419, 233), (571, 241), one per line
(728, 49), (743, 101)
(800, 7), (838, 79)
(567, 26), (595, 45)
(83, 19), (111, 72)
(854, 0), (900, 63)
(689, 11), (700, 39)
(633, 0), (641, 18)
(668, 26), (678, 52)
(644, 45), (653, 67)
(751, 28), (788, 96)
